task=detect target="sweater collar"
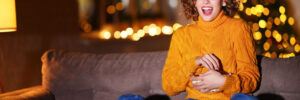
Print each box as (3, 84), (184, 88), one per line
(196, 11), (229, 31)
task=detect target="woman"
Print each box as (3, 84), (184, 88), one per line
(161, 0), (260, 100)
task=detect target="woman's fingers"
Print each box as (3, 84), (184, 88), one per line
(208, 54), (220, 70)
(202, 56), (214, 70)
(205, 54), (218, 70)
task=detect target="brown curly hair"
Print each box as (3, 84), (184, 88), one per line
(181, 0), (239, 21)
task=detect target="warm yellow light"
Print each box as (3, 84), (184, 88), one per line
(272, 30), (282, 42)
(126, 27), (134, 35)
(252, 23), (259, 32)
(265, 30), (271, 38)
(253, 31), (262, 40)
(0, 0), (17, 32)
(283, 33), (289, 41)
(271, 51), (277, 58)
(274, 17), (281, 26)
(251, 7), (257, 15)
(155, 26), (162, 35)
(107, 5), (116, 14)
(149, 24), (157, 36)
(114, 31), (121, 39)
(263, 8), (269, 16)
(290, 36), (296, 46)
(99, 31), (111, 40)
(239, 3), (244, 11)
(259, 20), (267, 29)
(143, 25), (149, 33)
(264, 52), (271, 58)
(120, 31), (128, 39)
(256, 4), (264, 13)
(263, 42), (271, 51)
(131, 33), (140, 41)
(280, 14), (287, 23)
(245, 8), (251, 16)
(234, 14), (240, 19)
(295, 44), (300, 53)
(288, 17), (295, 25)
(173, 23), (182, 30)
(162, 26), (173, 35)
(137, 29), (145, 37)
(116, 2), (124, 11)
(282, 53), (295, 58)
(279, 6), (285, 14)
(242, 0), (247, 3)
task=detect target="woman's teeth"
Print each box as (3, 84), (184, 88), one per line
(202, 7), (213, 15)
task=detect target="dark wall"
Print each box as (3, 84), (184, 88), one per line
(0, 0), (171, 93)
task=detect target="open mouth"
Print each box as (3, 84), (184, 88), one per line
(201, 6), (213, 16)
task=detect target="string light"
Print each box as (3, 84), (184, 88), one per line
(173, 23), (182, 30)
(259, 20), (267, 28)
(280, 14), (287, 23)
(265, 30), (271, 38)
(116, 2), (124, 11)
(263, 8), (269, 16)
(274, 17), (281, 26)
(263, 42), (271, 51)
(288, 17), (295, 25)
(162, 26), (173, 35)
(279, 6), (285, 14)
(253, 31), (262, 40)
(107, 5), (116, 14)
(245, 8), (251, 16)
(264, 52), (271, 58)
(120, 31), (128, 39)
(290, 36), (296, 46)
(295, 44), (300, 53)
(114, 31), (121, 39)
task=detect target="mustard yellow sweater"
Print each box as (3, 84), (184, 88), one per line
(162, 11), (260, 100)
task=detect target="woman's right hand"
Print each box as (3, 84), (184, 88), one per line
(195, 54), (221, 71)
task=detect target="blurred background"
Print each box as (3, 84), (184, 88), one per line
(0, 0), (299, 93)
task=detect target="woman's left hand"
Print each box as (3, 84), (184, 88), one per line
(190, 70), (226, 93)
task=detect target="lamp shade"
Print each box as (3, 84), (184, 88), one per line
(0, 0), (17, 32)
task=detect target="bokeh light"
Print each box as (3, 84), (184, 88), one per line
(253, 31), (262, 40)
(263, 8), (269, 16)
(162, 26), (173, 35)
(114, 31), (121, 39)
(259, 20), (267, 29)
(288, 17), (295, 25)
(265, 30), (271, 38)
(107, 5), (116, 14)
(295, 44), (300, 53)
(290, 36), (296, 46)
(280, 14), (287, 23)
(116, 2), (124, 11)
(279, 6), (285, 14)
(263, 42), (271, 51)
(274, 17), (281, 26)
(173, 23), (182, 31)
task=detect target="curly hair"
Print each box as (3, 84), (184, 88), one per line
(181, 0), (239, 21)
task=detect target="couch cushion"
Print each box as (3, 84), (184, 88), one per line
(41, 50), (172, 98)
(255, 56), (300, 100)
(55, 89), (94, 100)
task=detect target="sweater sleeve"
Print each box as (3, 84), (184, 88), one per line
(219, 21), (260, 94)
(162, 28), (199, 95)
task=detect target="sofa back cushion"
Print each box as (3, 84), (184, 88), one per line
(41, 50), (179, 100)
(255, 56), (300, 100)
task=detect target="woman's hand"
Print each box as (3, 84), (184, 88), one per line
(195, 54), (221, 71)
(190, 70), (226, 93)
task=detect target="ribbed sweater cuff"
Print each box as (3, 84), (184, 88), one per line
(218, 75), (236, 91)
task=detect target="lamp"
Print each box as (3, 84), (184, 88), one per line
(0, 0), (17, 32)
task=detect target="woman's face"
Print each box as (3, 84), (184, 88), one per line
(195, 0), (225, 21)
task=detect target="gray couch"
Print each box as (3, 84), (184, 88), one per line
(0, 50), (299, 100)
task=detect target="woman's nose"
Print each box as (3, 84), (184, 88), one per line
(202, 0), (210, 4)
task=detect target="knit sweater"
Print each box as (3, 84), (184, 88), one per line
(161, 11), (260, 100)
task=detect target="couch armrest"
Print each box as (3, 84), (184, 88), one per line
(0, 85), (55, 100)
